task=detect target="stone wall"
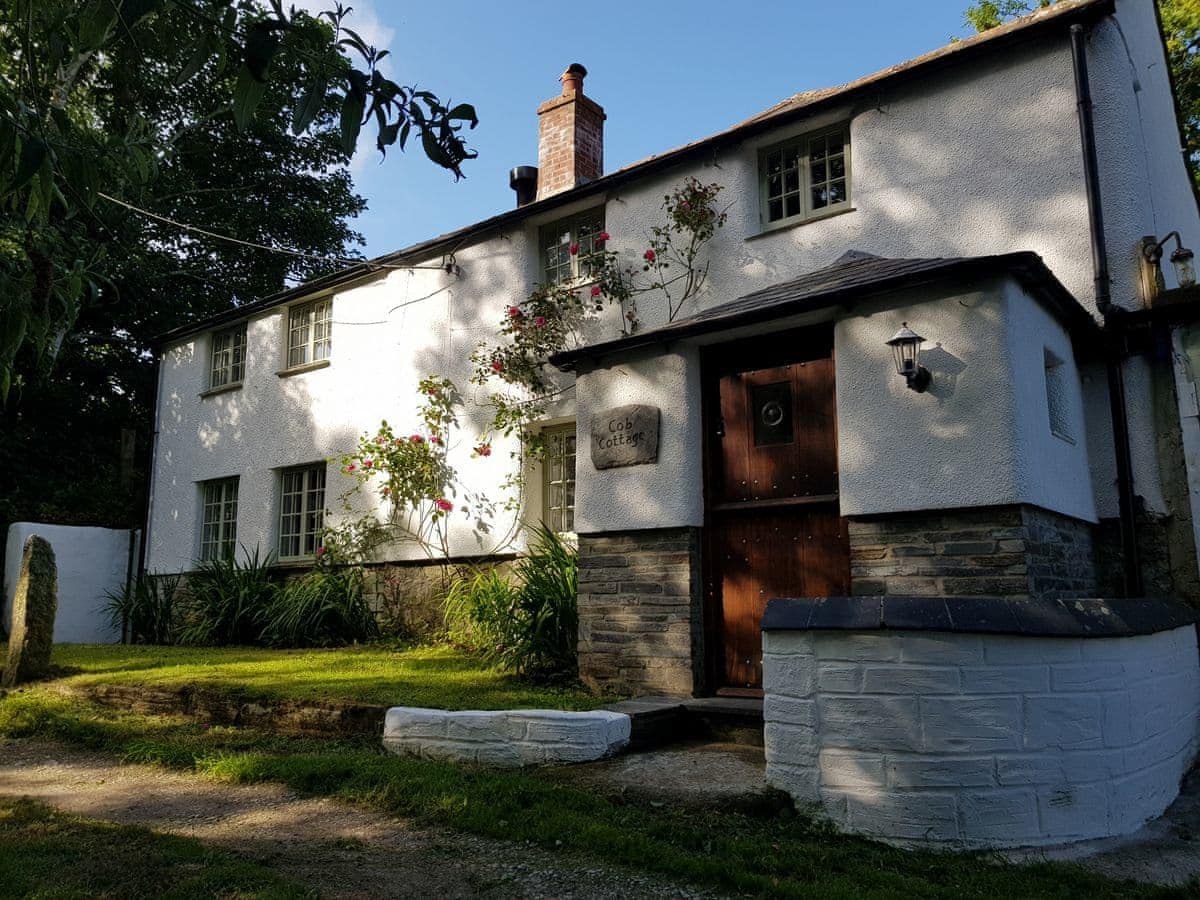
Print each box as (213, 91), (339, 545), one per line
(361, 557), (516, 640)
(849, 505), (1096, 599)
(763, 625), (1200, 848)
(576, 527), (702, 696)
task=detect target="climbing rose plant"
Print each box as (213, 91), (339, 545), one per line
(326, 376), (495, 562)
(472, 176), (727, 443)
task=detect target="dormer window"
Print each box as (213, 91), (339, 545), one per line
(759, 127), (850, 228)
(540, 208), (605, 285)
(209, 324), (246, 390)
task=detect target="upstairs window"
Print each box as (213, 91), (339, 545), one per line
(279, 464), (326, 559)
(540, 209), (604, 285)
(199, 477), (239, 561)
(209, 324), (246, 389)
(286, 299), (332, 369)
(542, 424), (577, 533)
(759, 127), (850, 227)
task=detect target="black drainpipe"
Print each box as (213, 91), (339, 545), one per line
(1071, 23), (1142, 597)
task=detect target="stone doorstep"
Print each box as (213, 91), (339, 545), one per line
(603, 695), (765, 751)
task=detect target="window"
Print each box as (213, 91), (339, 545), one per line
(540, 209), (604, 285)
(542, 424), (577, 533)
(1044, 348), (1074, 443)
(279, 464), (326, 558)
(286, 299), (332, 369)
(209, 324), (247, 389)
(759, 127), (850, 227)
(199, 477), (239, 561)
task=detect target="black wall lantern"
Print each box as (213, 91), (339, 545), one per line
(1139, 231), (1196, 304)
(886, 322), (931, 393)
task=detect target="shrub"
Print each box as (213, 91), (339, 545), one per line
(177, 548), (277, 647)
(261, 567), (379, 648)
(443, 567), (517, 653)
(443, 525), (578, 679)
(104, 573), (182, 645)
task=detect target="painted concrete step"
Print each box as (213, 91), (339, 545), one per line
(604, 695), (765, 750)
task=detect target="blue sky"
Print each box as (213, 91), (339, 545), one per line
(322, 1), (982, 257)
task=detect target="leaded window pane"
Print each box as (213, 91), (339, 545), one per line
(287, 300), (331, 369)
(210, 325), (246, 389)
(199, 477), (238, 561)
(278, 464), (326, 558)
(542, 424), (577, 533)
(540, 209), (605, 285)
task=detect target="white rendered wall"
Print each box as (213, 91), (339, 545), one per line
(147, 231), (541, 573)
(835, 277), (1096, 522)
(763, 626), (1200, 848)
(572, 346), (704, 534)
(4, 523), (131, 644)
(150, 8), (1184, 561)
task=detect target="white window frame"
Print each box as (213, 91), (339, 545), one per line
(199, 477), (239, 562)
(209, 323), (247, 390)
(541, 423), (577, 533)
(278, 464), (326, 559)
(285, 298), (332, 370)
(540, 209), (605, 285)
(758, 125), (851, 229)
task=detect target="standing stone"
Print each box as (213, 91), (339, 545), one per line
(3, 535), (58, 686)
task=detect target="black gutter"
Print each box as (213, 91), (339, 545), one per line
(1071, 22), (1141, 597)
(153, 0), (1113, 349)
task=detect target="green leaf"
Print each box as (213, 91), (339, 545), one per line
(421, 128), (452, 169)
(119, 0), (164, 26)
(243, 21), (280, 82)
(339, 92), (365, 156)
(176, 38), (214, 86)
(447, 103), (478, 127)
(399, 120), (411, 150)
(232, 65), (268, 131)
(376, 121), (400, 153)
(10, 137), (47, 196)
(291, 76), (327, 135)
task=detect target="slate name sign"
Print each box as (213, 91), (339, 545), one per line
(590, 405), (660, 470)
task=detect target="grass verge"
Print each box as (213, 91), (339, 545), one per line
(1, 687), (1192, 899)
(0, 795), (311, 899)
(46, 642), (611, 710)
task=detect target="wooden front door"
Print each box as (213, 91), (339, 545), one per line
(703, 327), (849, 691)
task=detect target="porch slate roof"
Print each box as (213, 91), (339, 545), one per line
(549, 250), (1098, 370)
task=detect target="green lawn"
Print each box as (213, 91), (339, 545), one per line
(47, 642), (611, 710)
(0, 689), (1190, 900)
(0, 796), (311, 899)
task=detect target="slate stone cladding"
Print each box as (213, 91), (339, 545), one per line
(576, 527), (703, 696)
(848, 505), (1096, 600)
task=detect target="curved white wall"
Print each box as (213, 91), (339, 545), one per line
(764, 625), (1200, 848)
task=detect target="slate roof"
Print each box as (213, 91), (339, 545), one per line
(548, 251), (1098, 370)
(154, 0), (1113, 346)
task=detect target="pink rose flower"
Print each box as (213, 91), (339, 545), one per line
(643, 249), (656, 262)
(475, 444), (492, 457)
(363, 459), (373, 468)
(435, 498), (453, 512)
(410, 434), (424, 444)
(569, 243), (579, 256)
(507, 305), (522, 318)
(315, 545), (326, 558)
(491, 359), (504, 373)
(534, 315), (547, 327)
(381, 486), (391, 496)
(597, 231), (610, 242)
(344, 463), (356, 473)
(430, 434), (443, 445)
(590, 285), (602, 297)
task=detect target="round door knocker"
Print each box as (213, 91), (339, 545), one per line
(761, 400), (785, 427)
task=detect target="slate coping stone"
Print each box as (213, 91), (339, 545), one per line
(762, 596), (1199, 638)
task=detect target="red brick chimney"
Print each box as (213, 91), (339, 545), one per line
(536, 63), (605, 201)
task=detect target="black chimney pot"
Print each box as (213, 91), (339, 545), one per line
(509, 166), (538, 207)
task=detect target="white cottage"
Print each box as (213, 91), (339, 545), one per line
(148, 0), (1200, 707)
